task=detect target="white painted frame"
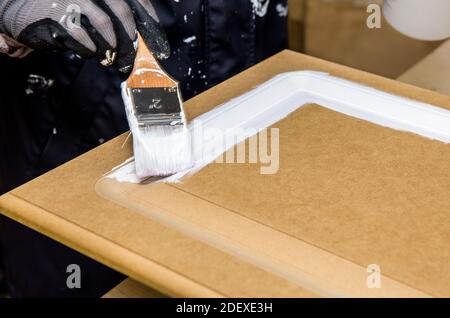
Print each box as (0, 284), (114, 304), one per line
(111, 71), (450, 183)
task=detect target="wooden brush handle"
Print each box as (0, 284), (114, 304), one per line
(127, 33), (177, 88)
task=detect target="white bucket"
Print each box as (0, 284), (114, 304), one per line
(383, 0), (450, 41)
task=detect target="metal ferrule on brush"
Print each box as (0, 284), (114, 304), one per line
(124, 33), (192, 178)
(127, 86), (185, 127)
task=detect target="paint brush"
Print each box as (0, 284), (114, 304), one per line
(123, 34), (192, 178)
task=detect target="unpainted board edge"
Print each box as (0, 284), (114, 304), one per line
(0, 193), (224, 298)
(98, 179), (433, 298)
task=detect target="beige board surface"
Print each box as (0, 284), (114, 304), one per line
(103, 279), (167, 298)
(1, 51), (450, 297)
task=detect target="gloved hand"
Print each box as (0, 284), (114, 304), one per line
(0, 0), (170, 72)
(0, 32), (33, 57)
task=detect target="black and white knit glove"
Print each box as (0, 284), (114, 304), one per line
(0, 0), (170, 72)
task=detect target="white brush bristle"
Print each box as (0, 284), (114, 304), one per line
(121, 82), (192, 179)
(133, 125), (193, 178)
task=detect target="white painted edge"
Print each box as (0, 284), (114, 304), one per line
(108, 71), (450, 184)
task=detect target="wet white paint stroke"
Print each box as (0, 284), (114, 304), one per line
(121, 82), (191, 178)
(108, 71), (450, 184)
(250, 0), (271, 17)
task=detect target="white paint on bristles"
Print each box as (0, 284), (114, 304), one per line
(121, 83), (193, 178)
(112, 71), (450, 184)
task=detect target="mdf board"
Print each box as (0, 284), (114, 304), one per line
(1, 51), (449, 297)
(104, 40), (450, 298)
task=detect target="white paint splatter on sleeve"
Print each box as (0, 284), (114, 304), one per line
(250, 0), (271, 17)
(276, 3), (288, 17)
